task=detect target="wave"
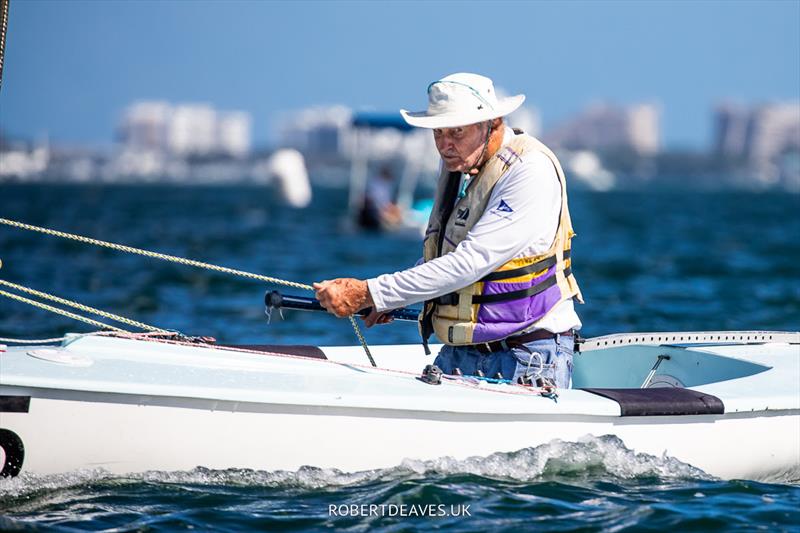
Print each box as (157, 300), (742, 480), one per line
(2, 436), (797, 532)
(0, 435), (710, 499)
(399, 434), (711, 481)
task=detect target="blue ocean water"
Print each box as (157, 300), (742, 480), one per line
(1, 184), (799, 531)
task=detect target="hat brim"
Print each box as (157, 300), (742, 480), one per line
(400, 94), (526, 129)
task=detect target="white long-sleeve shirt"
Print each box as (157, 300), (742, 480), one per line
(367, 127), (582, 333)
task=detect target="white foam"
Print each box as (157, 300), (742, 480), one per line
(0, 435), (711, 496)
(0, 468), (112, 499)
(128, 465), (394, 490)
(399, 435), (711, 481)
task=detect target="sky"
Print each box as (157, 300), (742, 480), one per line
(1, 0), (798, 150)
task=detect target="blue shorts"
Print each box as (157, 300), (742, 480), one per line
(432, 333), (574, 389)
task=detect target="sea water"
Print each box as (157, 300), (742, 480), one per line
(1, 184), (798, 531)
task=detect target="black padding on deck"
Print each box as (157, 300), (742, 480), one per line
(222, 345), (327, 360)
(0, 396), (30, 413)
(581, 388), (724, 416)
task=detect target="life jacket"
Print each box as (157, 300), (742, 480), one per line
(419, 132), (582, 350)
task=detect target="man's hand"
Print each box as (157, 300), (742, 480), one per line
(313, 278), (373, 318)
(363, 307), (394, 328)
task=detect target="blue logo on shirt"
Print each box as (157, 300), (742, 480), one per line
(496, 199), (513, 213)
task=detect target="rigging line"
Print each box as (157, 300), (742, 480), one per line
(0, 336), (70, 344)
(0, 331), (178, 346)
(0, 0), (9, 92)
(348, 315), (376, 367)
(0, 278), (167, 332)
(0, 218), (376, 363)
(0, 331), (103, 345)
(0, 218), (313, 290)
(0, 289), (126, 332)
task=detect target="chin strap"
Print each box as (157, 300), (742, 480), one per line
(466, 121), (494, 175)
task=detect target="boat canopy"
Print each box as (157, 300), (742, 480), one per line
(351, 111), (414, 131)
(348, 111), (422, 221)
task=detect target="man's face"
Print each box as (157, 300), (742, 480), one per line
(432, 122), (488, 173)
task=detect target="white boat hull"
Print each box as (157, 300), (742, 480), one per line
(1, 331), (798, 481)
(3, 394), (798, 481)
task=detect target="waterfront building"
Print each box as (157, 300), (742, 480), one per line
(545, 103), (660, 156)
(275, 105), (353, 159)
(0, 141), (49, 180)
(217, 112), (252, 158)
(118, 102), (252, 158)
(715, 102), (800, 162)
(714, 102), (800, 188)
(117, 101), (171, 151)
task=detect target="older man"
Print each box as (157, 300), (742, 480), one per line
(314, 73), (583, 388)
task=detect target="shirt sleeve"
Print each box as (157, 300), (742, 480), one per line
(368, 150), (561, 312)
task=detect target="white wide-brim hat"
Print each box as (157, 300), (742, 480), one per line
(400, 72), (525, 129)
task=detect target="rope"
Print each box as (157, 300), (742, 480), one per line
(0, 336), (70, 344)
(0, 218), (312, 290)
(0, 218), (376, 363)
(0, 289), (125, 332)
(0, 0), (9, 93)
(0, 330), (118, 344)
(348, 315), (375, 367)
(0, 279), (167, 332)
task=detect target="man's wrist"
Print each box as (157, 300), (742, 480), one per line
(364, 278), (381, 311)
(363, 281), (374, 307)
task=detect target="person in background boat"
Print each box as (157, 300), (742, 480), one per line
(358, 165), (403, 230)
(315, 73), (583, 389)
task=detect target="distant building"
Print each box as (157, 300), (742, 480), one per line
(217, 112), (252, 158)
(167, 104), (217, 156)
(118, 101), (171, 151)
(275, 105), (353, 159)
(714, 103), (750, 158)
(0, 141), (49, 180)
(714, 102), (800, 163)
(545, 103), (660, 156)
(118, 101), (252, 157)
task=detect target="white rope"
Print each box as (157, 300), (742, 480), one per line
(0, 336), (69, 344)
(0, 218), (376, 363)
(0, 279), (167, 332)
(0, 217), (313, 290)
(0, 331), (106, 344)
(0, 289), (126, 332)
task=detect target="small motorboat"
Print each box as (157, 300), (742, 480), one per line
(346, 111), (436, 237)
(1, 330), (798, 481)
